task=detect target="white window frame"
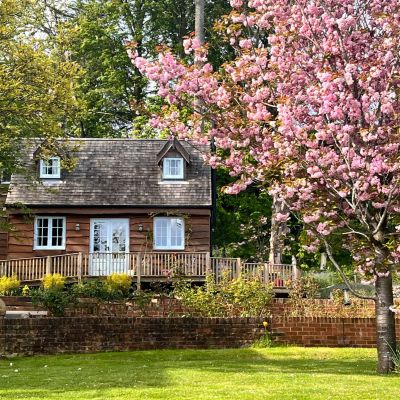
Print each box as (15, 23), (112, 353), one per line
(162, 157), (184, 180)
(39, 157), (61, 179)
(153, 217), (185, 250)
(34, 216), (66, 250)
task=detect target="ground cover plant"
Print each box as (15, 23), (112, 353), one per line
(0, 347), (399, 400)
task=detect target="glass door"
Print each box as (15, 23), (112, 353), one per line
(90, 219), (129, 275)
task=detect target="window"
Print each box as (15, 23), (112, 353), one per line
(162, 158), (184, 179)
(34, 217), (66, 250)
(154, 217), (185, 250)
(39, 157), (61, 179)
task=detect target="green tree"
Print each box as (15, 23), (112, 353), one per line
(0, 0), (82, 177)
(51, 0), (232, 138)
(214, 169), (273, 261)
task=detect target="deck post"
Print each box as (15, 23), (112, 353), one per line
(292, 255), (301, 280)
(46, 256), (52, 276)
(136, 253), (142, 291)
(77, 252), (83, 282)
(236, 258), (241, 279)
(263, 263), (269, 286)
(205, 252), (211, 275)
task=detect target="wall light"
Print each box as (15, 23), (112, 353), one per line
(75, 223), (80, 231)
(138, 224), (143, 232)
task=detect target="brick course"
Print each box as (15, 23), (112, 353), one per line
(2, 297), (400, 355)
(0, 317), (264, 356)
(269, 316), (400, 347)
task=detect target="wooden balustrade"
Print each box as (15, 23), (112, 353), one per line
(0, 251), (295, 288)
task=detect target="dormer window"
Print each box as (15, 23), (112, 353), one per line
(163, 157), (184, 180)
(40, 157), (61, 179)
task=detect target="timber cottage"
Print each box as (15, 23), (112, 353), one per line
(0, 138), (215, 281)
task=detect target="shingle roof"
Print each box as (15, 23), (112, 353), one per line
(6, 139), (212, 207)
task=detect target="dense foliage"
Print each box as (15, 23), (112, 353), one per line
(0, 275), (20, 296)
(173, 272), (274, 317)
(0, 0), (82, 178)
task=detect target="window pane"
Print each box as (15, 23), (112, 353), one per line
(41, 157), (60, 177)
(35, 217), (64, 248)
(163, 158), (183, 178)
(154, 217), (184, 249)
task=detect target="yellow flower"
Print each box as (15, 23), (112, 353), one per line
(262, 321), (268, 328)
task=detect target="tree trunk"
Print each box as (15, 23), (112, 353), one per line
(375, 273), (396, 373)
(195, 0), (205, 45)
(269, 196), (289, 264)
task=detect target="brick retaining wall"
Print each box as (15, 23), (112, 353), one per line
(0, 317), (264, 356)
(269, 316), (400, 347)
(2, 296), (400, 355)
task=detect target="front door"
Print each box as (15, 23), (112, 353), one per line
(89, 218), (129, 276)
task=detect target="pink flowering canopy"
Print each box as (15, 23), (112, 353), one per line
(129, 0), (400, 282)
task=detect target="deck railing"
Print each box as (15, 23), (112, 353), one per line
(0, 252), (299, 288)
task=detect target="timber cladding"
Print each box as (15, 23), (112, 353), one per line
(7, 209), (211, 258)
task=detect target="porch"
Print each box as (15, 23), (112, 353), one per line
(0, 252), (299, 290)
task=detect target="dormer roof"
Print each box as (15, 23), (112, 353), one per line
(156, 137), (190, 165)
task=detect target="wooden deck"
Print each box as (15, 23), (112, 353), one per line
(0, 252), (299, 289)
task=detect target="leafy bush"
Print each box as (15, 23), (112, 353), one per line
(31, 288), (76, 317)
(42, 273), (65, 290)
(72, 279), (111, 301)
(32, 274), (73, 316)
(105, 273), (132, 298)
(288, 275), (320, 300)
(72, 276), (132, 301)
(0, 275), (21, 295)
(173, 272), (274, 317)
(132, 290), (155, 316)
(22, 285), (30, 297)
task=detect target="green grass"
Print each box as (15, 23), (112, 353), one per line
(0, 347), (399, 399)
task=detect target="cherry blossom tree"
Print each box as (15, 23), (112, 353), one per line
(129, 0), (400, 373)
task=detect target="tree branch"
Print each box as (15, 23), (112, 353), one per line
(322, 237), (376, 300)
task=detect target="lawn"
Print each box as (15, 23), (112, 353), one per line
(0, 347), (399, 400)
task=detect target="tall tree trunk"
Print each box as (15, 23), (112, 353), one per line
(269, 196), (288, 264)
(195, 0), (205, 45)
(375, 273), (397, 373)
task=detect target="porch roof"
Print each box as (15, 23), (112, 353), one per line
(6, 139), (212, 208)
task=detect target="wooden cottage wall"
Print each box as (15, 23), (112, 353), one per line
(7, 209), (211, 259)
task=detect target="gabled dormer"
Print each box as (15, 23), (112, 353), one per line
(156, 138), (190, 181)
(33, 141), (69, 181)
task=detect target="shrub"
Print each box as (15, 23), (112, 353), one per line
(72, 276), (133, 302)
(0, 275), (21, 295)
(22, 285), (30, 297)
(31, 288), (75, 317)
(72, 279), (111, 301)
(105, 273), (132, 298)
(173, 272), (274, 317)
(42, 273), (65, 290)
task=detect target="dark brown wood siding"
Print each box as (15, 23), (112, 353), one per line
(7, 208), (211, 259)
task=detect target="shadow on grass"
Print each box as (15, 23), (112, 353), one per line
(0, 347), (390, 399)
